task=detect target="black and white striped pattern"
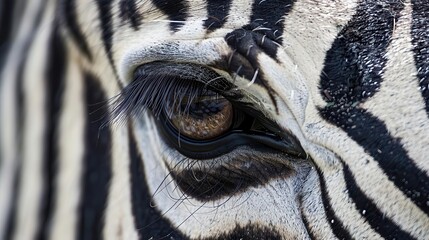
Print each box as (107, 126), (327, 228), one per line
(1, 0), (428, 239)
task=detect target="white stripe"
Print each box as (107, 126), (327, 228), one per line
(223, 0), (253, 29)
(49, 51), (85, 240)
(176, 0), (207, 36)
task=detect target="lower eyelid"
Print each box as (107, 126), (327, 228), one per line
(156, 111), (305, 160)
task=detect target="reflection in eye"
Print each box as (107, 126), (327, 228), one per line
(168, 91), (233, 140)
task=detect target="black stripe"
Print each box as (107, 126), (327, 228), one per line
(128, 129), (186, 239)
(119, 0), (142, 30)
(225, 29), (279, 111)
(4, 2), (45, 239)
(36, 25), (67, 240)
(203, 0), (232, 31)
(319, 0), (429, 214)
(320, 1), (404, 106)
(249, 0), (295, 41)
(77, 72), (112, 240)
(342, 162), (415, 239)
(315, 167), (353, 240)
(410, 1), (429, 116)
(242, 0), (295, 58)
(152, 0), (189, 31)
(61, 0), (92, 60)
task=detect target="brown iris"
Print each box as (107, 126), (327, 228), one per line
(168, 94), (233, 140)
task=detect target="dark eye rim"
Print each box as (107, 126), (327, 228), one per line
(156, 104), (306, 160)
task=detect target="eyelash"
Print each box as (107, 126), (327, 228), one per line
(107, 64), (231, 125)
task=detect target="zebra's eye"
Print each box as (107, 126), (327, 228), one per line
(110, 62), (305, 160)
(168, 93), (233, 140)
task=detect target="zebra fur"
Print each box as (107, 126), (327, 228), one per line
(1, 0), (428, 239)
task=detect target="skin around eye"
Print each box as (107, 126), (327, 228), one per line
(169, 97), (233, 140)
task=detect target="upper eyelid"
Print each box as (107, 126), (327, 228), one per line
(118, 38), (228, 84)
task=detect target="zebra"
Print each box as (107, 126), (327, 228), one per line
(1, 0), (428, 239)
